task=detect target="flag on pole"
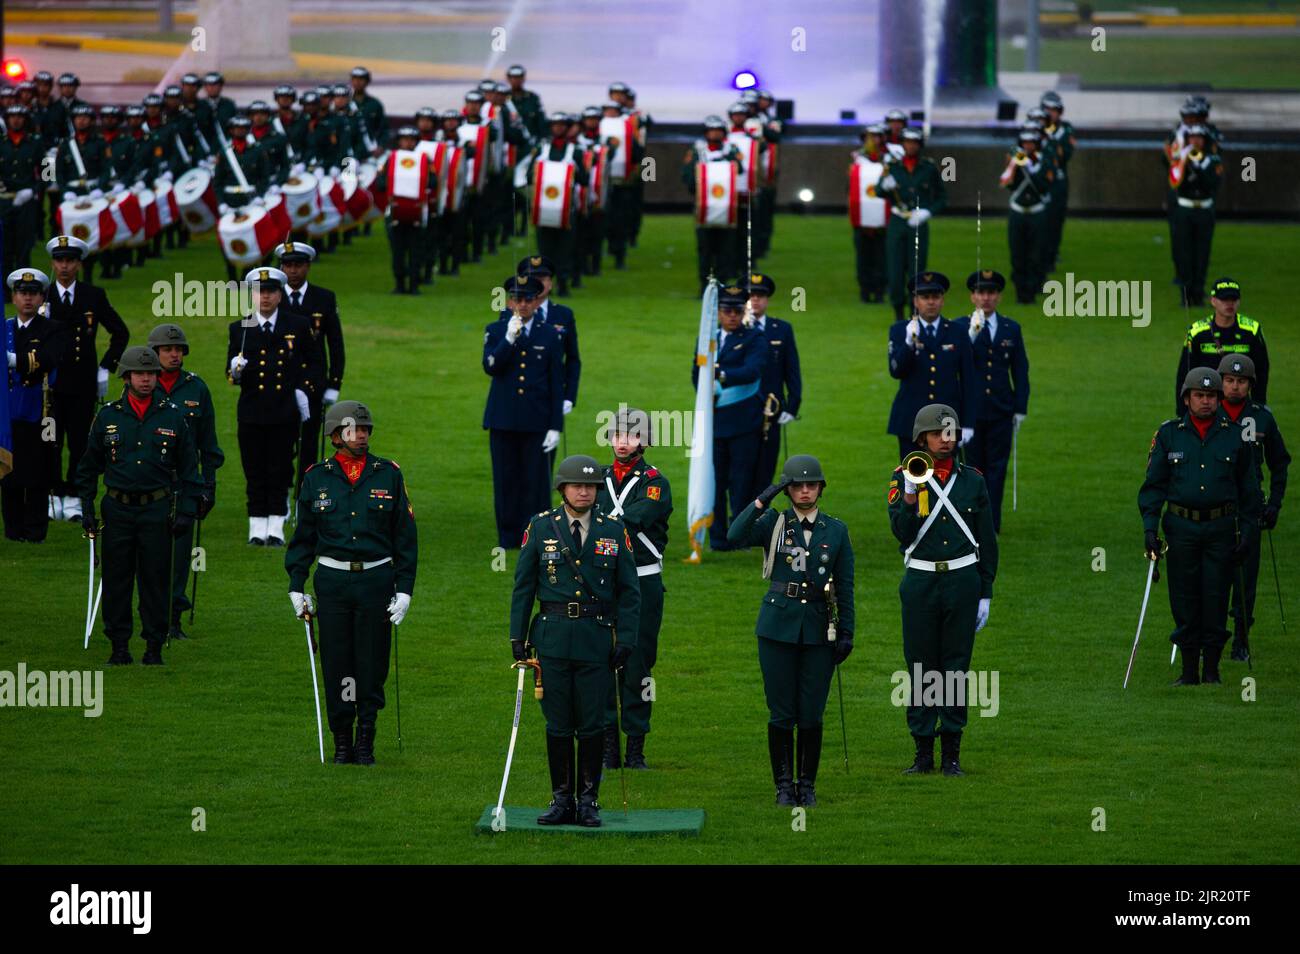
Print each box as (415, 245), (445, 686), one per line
(685, 279), (719, 563)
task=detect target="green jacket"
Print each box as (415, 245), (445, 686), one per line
(250, 126), (291, 184)
(680, 142), (741, 193)
(306, 114), (349, 170)
(888, 463), (998, 598)
(352, 93), (388, 150)
(1233, 401), (1290, 511)
(1175, 153), (1221, 202)
(55, 133), (112, 192)
(510, 508), (641, 662)
(164, 371), (224, 493)
(878, 154), (947, 216)
(0, 131), (47, 200)
(510, 89), (546, 140)
(76, 387), (203, 518)
(214, 141), (268, 207)
(1139, 411), (1260, 537)
(285, 454), (419, 594)
(595, 457), (672, 570)
(130, 128), (180, 182)
(728, 501), (856, 644)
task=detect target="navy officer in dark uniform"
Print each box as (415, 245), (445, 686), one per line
(513, 254), (580, 422)
(953, 270), (1029, 532)
(886, 271), (978, 461)
(483, 274), (565, 548)
(746, 272), (802, 496)
(692, 283), (768, 550)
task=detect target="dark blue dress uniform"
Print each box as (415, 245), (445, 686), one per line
(748, 274), (803, 497)
(483, 298), (565, 548)
(887, 315), (977, 461)
(506, 256), (581, 412)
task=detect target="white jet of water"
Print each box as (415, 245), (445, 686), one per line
(921, 0), (947, 139)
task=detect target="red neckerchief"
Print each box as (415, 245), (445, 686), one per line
(933, 456), (954, 483)
(102, 130), (119, 144)
(75, 132), (90, 145)
(731, 125), (746, 133)
(158, 369), (180, 393)
(334, 451), (367, 485)
(127, 392), (151, 419)
(131, 128), (144, 140)
(232, 138), (246, 154)
(1223, 399), (1246, 422)
(8, 132), (24, 146)
(902, 156), (918, 173)
(1191, 414), (1215, 440)
(280, 110), (295, 124)
(613, 455), (641, 485)
(251, 125), (268, 140)
(551, 137), (566, 148)
(866, 149), (882, 161)
(420, 132), (434, 141)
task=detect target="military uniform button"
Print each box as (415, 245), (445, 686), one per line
(517, 388), (524, 394)
(985, 388), (991, 394)
(986, 374), (992, 380)
(929, 393), (935, 399)
(518, 376), (525, 381)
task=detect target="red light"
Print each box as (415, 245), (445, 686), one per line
(3, 60), (27, 81)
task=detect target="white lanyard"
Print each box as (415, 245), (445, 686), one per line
(903, 471), (979, 566)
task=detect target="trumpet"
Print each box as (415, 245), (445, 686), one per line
(1044, 122), (1058, 136)
(1188, 147), (1204, 163)
(902, 450), (935, 486)
(1013, 149), (1029, 166)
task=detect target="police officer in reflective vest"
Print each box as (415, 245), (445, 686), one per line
(1175, 278), (1269, 414)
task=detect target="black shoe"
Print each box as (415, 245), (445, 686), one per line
(107, 646), (133, 666)
(142, 643), (164, 666)
(391, 284), (404, 295)
(265, 536), (284, 548)
(859, 288), (871, 304)
(625, 734), (649, 770)
(169, 625), (189, 641)
(903, 734), (934, 774)
(796, 724), (823, 805)
(333, 728), (355, 764)
(940, 731), (964, 776)
(537, 734), (577, 825)
(1230, 642), (1250, 662)
(602, 725), (621, 770)
(249, 538), (266, 547)
(355, 723), (376, 764)
(1172, 648), (1200, 686)
(1202, 645), (1223, 684)
(768, 724), (797, 806)
(576, 734), (603, 827)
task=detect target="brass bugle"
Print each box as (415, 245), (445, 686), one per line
(1013, 149), (1029, 166)
(903, 450), (934, 485)
(1188, 147), (1203, 162)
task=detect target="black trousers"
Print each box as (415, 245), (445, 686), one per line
(298, 400), (323, 480)
(237, 419), (299, 517)
(965, 415), (1014, 533)
(853, 227), (887, 296)
(314, 563), (394, 732)
(695, 227), (738, 289)
(711, 429), (761, 546)
(536, 225), (577, 283)
(489, 428), (550, 549)
(51, 390), (96, 496)
(100, 494), (172, 647)
(1, 420), (52, 542)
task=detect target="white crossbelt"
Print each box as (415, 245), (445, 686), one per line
(318, 556), (392, 571)
(1010, 201), (1046, 214)
(635, 531), (663, 575)
(903, 472), (979, 569)
(603, 475), (663, 575)
(1177, 196), (1214, 209)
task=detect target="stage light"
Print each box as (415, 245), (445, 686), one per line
(3, 59), (27, 82)
(797, 188), (814, 203)
(732, 71), (757, 90)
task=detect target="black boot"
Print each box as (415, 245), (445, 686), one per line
(107, 644), (133, 666)
(333, 727), (355, 764)
(625, 734), (648, 770)
(796, 724), (823, 806)
(940, 731), (964, 776)
(391, 276), (405, 295)
(142, 642), (164, 666)
(355, 722), (376, 764)
(169, 618), (189, 641)
(1202, 644), (1223, 685)
(1172, 647), (1200, 686)
(602, 725), (621, 770)
(903, 734), (934, 774)
(537, 734), (577, 825)
(768, 724), (797, 806)
(1230, 617), (1250, 661)
(576, 734), (603, 827)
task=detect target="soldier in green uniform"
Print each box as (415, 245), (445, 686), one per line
(506, 64), (545, 141)
(878, 128), (947, 320)
(248, 101), (291, 186)
(302, 92), (347, 174)
(149, 324), (223, 641)
(77, 346), (203, 666)
(1217, 355), (1289, 662)
(349, 67), (388, 153)
(727, 455), (855, 806)
(1140, 369), (1260, 686)
(510, 454), (641, 827)
(1175, 278), (1269, 414)
(375, 126), (437, 294)
(286, 400), (418, 765)
(1169, 124), (1221, 307)
(999, 127), (1054, 305)
(55, 103), (111, 198)
(889, 404), (997, 775)
(596, 407), (672, 772)
(1039, 91), (1075, 272)
(681, 116), (742, 295)
(1, 105), (45, 278)
(273, 86), (307, 161)
(198, 72), (236, 146)
(214, 115), (268, 214)
(45, 73), (87, 144)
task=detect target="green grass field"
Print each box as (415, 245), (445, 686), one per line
(2, 212), (1297, 864)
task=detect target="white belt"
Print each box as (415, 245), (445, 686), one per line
(1177, 196), (1214, 209)
(636, 562), (662, 577)
(318, 556), (393, 571)
(906, 553), (978, 573)
(1010, 201), (1046, 214)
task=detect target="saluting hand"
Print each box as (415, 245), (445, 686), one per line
(755, 476), (791, 508)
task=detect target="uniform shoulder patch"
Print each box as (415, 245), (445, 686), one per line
(888, 486), (901, 504)
(647, 485), (661, 501)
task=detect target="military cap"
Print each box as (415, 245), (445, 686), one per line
(7, 268), (51, 293)
(1217, 355), (1255, 380)
(276, 240), (317, 263)
(394, 125), (420, 140)
(300, 92), (320, 106)
(478, 79), (497, 92)
(862, 123), (886, 138)
(966, 269), (1005, 292)
(1017, 127), (1041, 144)
(244, 266), (288, 289)
(885, 108), (908, 122)
(415, 106), (437, 120)
(547, 111), (569, 124)
(909, 271), (949, 295)
(98, 104), (122, 118)
(440, 108), (461, 121)
(5, 104), (30, 118)
(1185, 123), (1209, 138)
(273, 84), (297, 100)
(464, 90), (486, 103)
(1026, 107), (1048, 124)
(117, 345), (162, 376)
(745, 272), (776, 296)
(1192, 95), (1211, 113)
(1210, 277), (1241, 300)
(46, 235), (90, 259)
(507, 65), (527, 78)
(554, 454), (603, 489)
(16, 81), (35, 94)
(58, 73), (80, 87)
(204, 72), (224, 85)
(351, 66), (371, 80)
(227, 114), (251, 128)
(913, 403), (959, 442)
(163, 85), (182, 98)
(181, 73), (201, 85)
(125, 105), (145, 118)
(757, 89), (774, 101)
(902, 128), (924, 142)
(504, 275), (543, 299)
(34, 71), (54, 84)
(517, 254), (555, 278)
(780, 454), (826, 485)
(740, 89), (760, 103)
(727, 101), (749, 115)
(330, 84), (350, 97)
(325, 400), (374, 435)
(315, 85), (332, 98)
(607, 406), (653, 447)
(494, 82), (510, 94)
(248, 100), (271, 114)
(1180, 367), (1222, 398)
(148, 323), (190, 354)
(581, 105), (601, 120)
(603, 101), (623, 112)
(566, 112), (580, 124)
(608, 81), (629, 94)
(142, 93), (163, 108)
(71, 103), (95, 117)
(1040, 90), (1063, 110)
(718, 284), (748, 309)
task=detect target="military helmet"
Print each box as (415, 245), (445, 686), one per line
(142, 93), (163, 108)
(324, 400), (375, 436)
(274, 84), (297, 100)
(780, 455), (826, 486)
(704, 114), (726, 131)
(248, 100), (271, 114)
(1217, 354), (1255, 381)
(163, 85), (182, 99)
(507, 64), (526, 78)
(606, 406), (652, 448)
(1180, 367), (1222, 399)
(99, 104), (123, 118)
(885, 108), (907, 122)
(182, 73), (201, 86)
(1040, 90), (1064, 110)
(553, 454), (603, 490)
(581, 105), (601, 120)
(415, 106), (437, 120)
(912, 403), (959, 442)
(117, 345), (162, 377)
(148, 323), (189, 355)
(351, 66), (372, 81)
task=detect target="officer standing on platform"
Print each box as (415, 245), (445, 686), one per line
(886, 272), (977, 461)
(46, 235), (130, 523)
(77, 346), (202, 666)
(510, 454), (641, 827)
(878, 128), (946, 320)
(482, 274), (564, 548)
(596, 407), (672, 772)
(954, 270), (1029, 533)
(1140, 368), (1260, 686)
(1217, 355), (1289, 662)
(514, 255), (579, 421)
(693, 284), (768, 551)
(728, 455), (855, 806)
(1175, 278), (1268, 414)
(889, 404), (997, 776)
(278, 241), (345, 478)
(746, 272), (802, 494)
(286, 400), (417, 765)
(149, 323), (222, 640)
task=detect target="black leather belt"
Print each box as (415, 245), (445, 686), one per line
(540, 601), (613, 619)
(106, 487), (171, 506)
(1169, 502), (1235, 522)
(769, 580), (814, 599)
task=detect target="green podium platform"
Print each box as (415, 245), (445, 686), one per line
(475, 806), (705, 837)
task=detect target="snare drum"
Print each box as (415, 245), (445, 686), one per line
(174, 167), (219, 233)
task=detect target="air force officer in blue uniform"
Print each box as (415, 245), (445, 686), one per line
(746, 272), (802, 494)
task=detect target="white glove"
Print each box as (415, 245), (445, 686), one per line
(322, 388), (339, 407)
(110, 182), (126, 196)
(505, 315), (524, 344)
(130, 180), (146, 194)
(290, 591), (315, 619)
(250, 196), (265, 208)
(158, 170), (174, 183)
(218, 202), (231, 215)
(968, 308), (985, 341)
(291, 162), (306, 175)
(904, 317), (921, 348)
(541, 429), (561, 454)
(960, 426), (974, 446)
(13, 188), (33, 207)
(387, 592), (411, 626)
(903, 476), (919, 495)
(1013, 413), (1027, 430)
(329, 165), (341, 177)
(228, 354), (248, 377)
(975, 597), (991, 632)
(294, 388), (310, 423)
(64, 191), (80, 202)
(879, 174), (896, 191)
(267, 184), (281, 196)
(777, 411), (794, 425)
(96, 367), (109, 399)
(6, 351), (15, 369)
(562, 399), (574, 416)
(908, 208), (931, 228)
(89, 188), (105, 200)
